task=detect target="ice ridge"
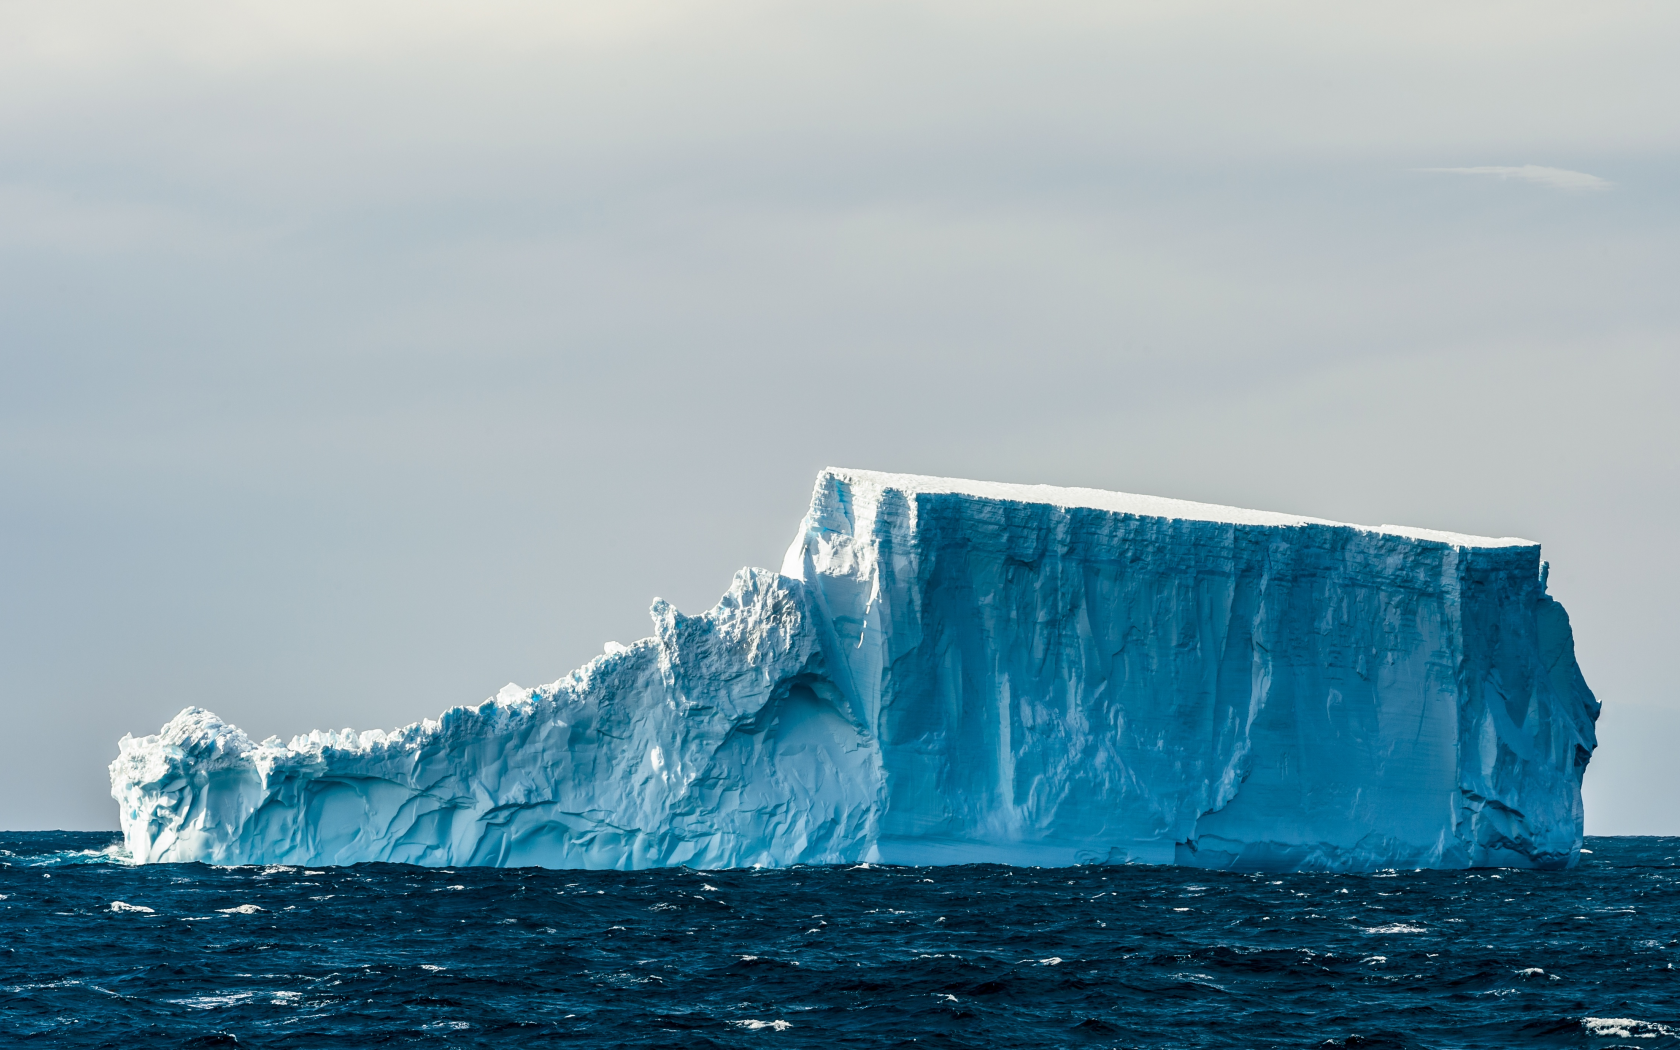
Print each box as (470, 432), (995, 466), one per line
(110, 468), (1600, 870)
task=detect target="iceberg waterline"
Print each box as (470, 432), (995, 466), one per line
(110, 468), (1600, 870)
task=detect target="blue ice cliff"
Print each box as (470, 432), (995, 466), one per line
(110, 469), (1599, 870)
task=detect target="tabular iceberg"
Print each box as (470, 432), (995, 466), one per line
(111, 468), (1600, 871)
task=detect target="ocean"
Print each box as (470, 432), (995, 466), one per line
(2, 833), (1674, 1048)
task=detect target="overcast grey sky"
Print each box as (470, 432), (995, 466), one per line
(2, 1), (1676, 833)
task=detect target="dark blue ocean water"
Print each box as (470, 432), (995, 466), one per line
(2, 834), (1675, 1049)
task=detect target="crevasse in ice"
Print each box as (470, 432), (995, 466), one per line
(110, 468), (1600, 870)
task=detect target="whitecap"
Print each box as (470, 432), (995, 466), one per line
(216, 904), (266, 915)
(173, 991), (264, 1010)
(1582, 1017), (1673, 1039)
(109, 901), (154, 914)
(1168, 972), (1227, 991)
(30, 845), (134, 868)
(732, 1019), (793, 1031)
(1362, 924), (1427, 934)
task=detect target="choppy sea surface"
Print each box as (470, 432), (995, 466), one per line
(2, 834), (1675, 1049)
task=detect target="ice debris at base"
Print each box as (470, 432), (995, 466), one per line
(110, 468), (1599, 871)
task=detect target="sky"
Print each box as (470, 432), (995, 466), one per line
(1, 0), (1676, 834)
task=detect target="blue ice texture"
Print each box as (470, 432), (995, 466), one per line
(110, 469), (1600, 871)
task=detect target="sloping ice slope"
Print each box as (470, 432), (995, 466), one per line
(110, 468), (1600, 870)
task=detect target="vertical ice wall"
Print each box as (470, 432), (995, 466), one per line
(111, 468), (1598, 870)
(781, 469), (1598, 870)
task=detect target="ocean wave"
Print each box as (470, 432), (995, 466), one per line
(4, 832), (1675, 1049)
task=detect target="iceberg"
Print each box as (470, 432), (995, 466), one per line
(110, 468), (1600, 870)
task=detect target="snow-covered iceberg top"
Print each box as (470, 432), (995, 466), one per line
(111, 468), (1598, 871)
(809, 467), (1537, 548)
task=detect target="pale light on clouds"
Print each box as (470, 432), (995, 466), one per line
(1416, 164), (1612, 190)
(0, 1), (1674, 835)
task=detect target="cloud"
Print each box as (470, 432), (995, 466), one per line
(1415, 164), (1612, 190)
